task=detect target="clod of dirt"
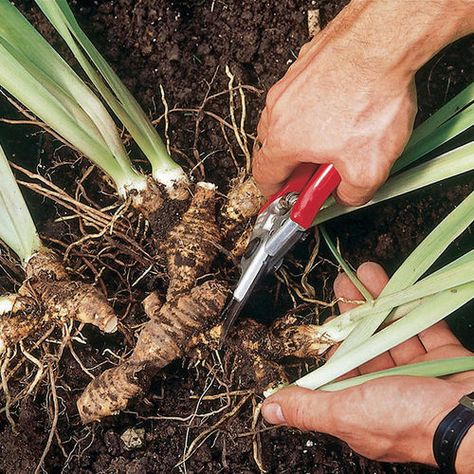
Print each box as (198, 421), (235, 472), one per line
(77, 280), (228, 423)
(0, 294), (41, 353)
(121, 427), (146, 450)
(162, 182), (221, 300)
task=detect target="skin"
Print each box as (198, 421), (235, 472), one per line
(252, 0), (474, 205)
(254, 0), (474, 467)
(262, 262), (474, 472)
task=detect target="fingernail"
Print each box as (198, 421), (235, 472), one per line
(262, 403), (286, 425)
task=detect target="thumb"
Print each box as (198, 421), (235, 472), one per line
(262, 386), (339, 434)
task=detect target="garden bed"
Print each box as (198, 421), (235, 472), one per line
(0, 0), (472, 472)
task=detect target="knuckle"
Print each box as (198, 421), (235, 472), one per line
(265, 80), (285, 108)
(356, 157), (389, 189)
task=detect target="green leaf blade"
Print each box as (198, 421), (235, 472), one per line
(331, 190), (474, 360)
(0, 145), (41, 263)
(295, 282), (474, 390)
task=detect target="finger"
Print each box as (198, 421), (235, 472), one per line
(356, 262), (390, 298)
(334, 262), (389, 314)
(349, 262), (394, 372)
(335, 157), (391, 207)
(252, 144), (297, 197)
(358, 352), (396, 374)
(388, 336), (427, 366)
(411, 345), (474, 383)
(418, 321), (463, 352)
(333, 272), (365, 313)
(355, 263), (426, 366)
(412, 343), (472, 364)
(333, 263), (391, 373)
(262, 386), (341, 435)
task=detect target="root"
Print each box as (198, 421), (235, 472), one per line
(128, 178), (165, 221)
(178, 392), (252, 466)
(128, 177), (191, 239)
(265, 314), (330, 358)
(163, 183), (222, 300)
(77, 361), (144, 424)
(1, 348), (16, 430)
(222, 175), (265, 236)
(229, 225), (253, 259)
(191, 314), (330, 391)
(77, 280), (228, 423)
(142, 291), (163, 319)
(34, 361), (59, 474)
(22, 250), (118, 333)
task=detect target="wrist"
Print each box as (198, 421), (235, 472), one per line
(456, 428), (474, 474)
(332, 0), (473, 85)
(412, 383), (472, 468)
(427, 385), (474, 473)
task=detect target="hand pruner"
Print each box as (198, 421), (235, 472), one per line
(219, 163), (341, 346)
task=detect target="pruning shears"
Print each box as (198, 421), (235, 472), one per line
(219, 163), (341, 346)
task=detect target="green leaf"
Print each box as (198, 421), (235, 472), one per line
(0, 144), (42, 263)
(320, 225), (373, 301)
(0, 0), (146, 195)
(392, 101), (473, 173)
(34, 0), (183, 184)
(320, 357), (474, 392)
(295, 281), (474, 389)
(319, 251), (474, 344)
(315, 142), (474, 224)
(399, 83), (474, 163)
(331, 190), (474, 359)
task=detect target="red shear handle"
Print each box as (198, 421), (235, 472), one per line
(258, 163), (318, 214)
(290, 164), (341, 229)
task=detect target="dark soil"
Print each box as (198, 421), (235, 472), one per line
(0, 1), (473, 473)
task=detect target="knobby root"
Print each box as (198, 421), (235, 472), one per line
(129, 178), (165, 221)
(222, 176), (265, 236)
(129, 176), (190, 224)
(0, 250), (118, 354)
(77, 280), (228, 423)
(163, 182), (221, 300)
(23, 250), (118, 333)
(0, 295), (39, 354)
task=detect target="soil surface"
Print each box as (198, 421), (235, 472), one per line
(0, 1), (473, 473)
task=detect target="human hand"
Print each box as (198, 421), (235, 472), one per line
(262, 262), (474, 472)
(252, 0), (473, 205)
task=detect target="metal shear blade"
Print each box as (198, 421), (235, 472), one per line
(219, 214), (304, 347)
(218, 163), (342, 347)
